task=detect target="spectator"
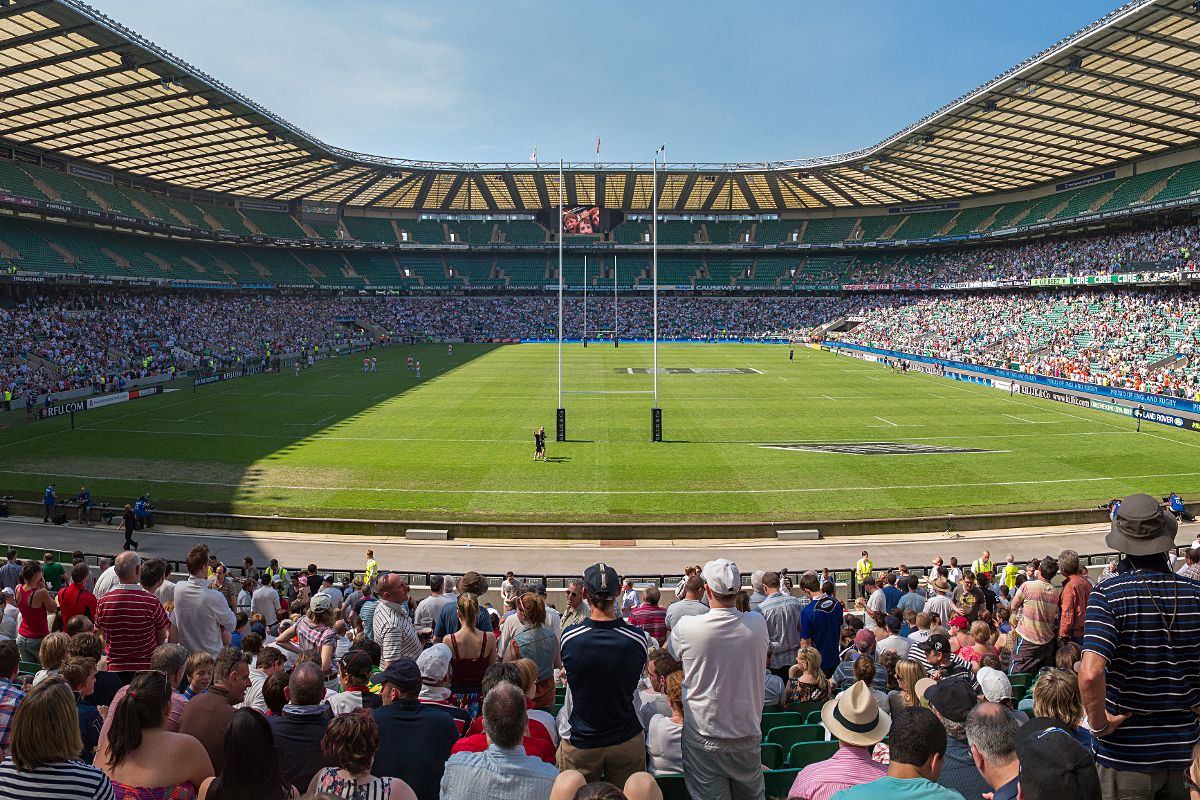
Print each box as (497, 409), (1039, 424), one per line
(372, 658), (458, 800)
(98, 644), (189, 748)
(668, 559), (768, 800)
(664, 576), (708, 631)
(788, 680), (890, 800)
(57, 562), (97, 627)
(975, 667), (1026, 721)
(209, 565), (237, 613)
(560, 579), (590, 630)
(627, 585), (668, 647)
(922, 576), (956, 627)
(1015, 717), (1101, 799)
(196, 707), (294, 800)
(748, 570), (767, 611)
(441, 681), (559, 800)
(916, 633), (976, 688)
(831, 706), (959, 799)
(897, 577), (925, 615)
(32, 631), (70, 684)
(309, 710), (416, 800)
(369, 575), (421, 669)
(173, 545), (237, 657)
(59, 656), (99, 763)
(434, 571), (493, 638)
(0, 677), (114, 800)
(763, 657), (785, 709)
(646, 671), (684, 775)
(757, 571), (805, 681)
(548, 771), (664, 800)
(414, 574), (452, 631)
(182, 651), (214, 700)
(261, 672), (288, 716)
(243, 643), (287, 712)
(1056, 549), (1092, 646)
(924, 678), (988, 799)
(268, 662), (335, 792)
(94, 553), (170, 680)
(785, 646), (830, 707)
(964, 703), (1020, 800)
(327, 648), (379, 715)
(41, 553), (65, 594)
(97, 670), (214, 798)
(1177, 548), (1200, 581)
(276, 593), (338, 676)
(417, 643), (471, 729)
(1032, 668), (1091, 749)
(831, 630), (884, 692)
(178, 647), (252, 773)
(559, 563), (649, 786)
(444, 592), (497, 719)
(906, 613), (935, 671)
(501, 572), (519, 607)
(504, 593), (559, 711)
(799, 572), (844, 678)
(951, 570), (985, 622)
(863, 577), (885, 616)
(0, 639), (24, 758)
(1009, 557), (1060, 675)
(15, 559), (56, 664)
(888, 658), (928, 716)
(250, 572), (280, 632)
(452, 662), (555, 762)
(0, 549), (19, 595)
(875, 615), (910, 660)
(636, 649), (680, 730)
(66, 632), (121, 707)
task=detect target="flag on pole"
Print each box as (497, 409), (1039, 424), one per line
(530, 145), (538, 163)
(595, 135), (601, 157)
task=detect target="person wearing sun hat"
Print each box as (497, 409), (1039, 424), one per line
(788, 681), (890, 800)
(1081, 493), (1200, 799)
(668, 558), (768, 800)
(922, 575), (956, 629)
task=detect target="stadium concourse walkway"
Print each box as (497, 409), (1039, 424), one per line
(0, 512), (1179, 578)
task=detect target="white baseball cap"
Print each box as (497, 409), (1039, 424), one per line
(702, 559), (741, 596)
(977, 666), (1013, 702)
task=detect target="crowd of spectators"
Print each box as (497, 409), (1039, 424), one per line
(1, 492), (1198, 799)
(842, 288), (1200, 399)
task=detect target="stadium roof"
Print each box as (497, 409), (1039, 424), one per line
(3, 0), (1200, 212)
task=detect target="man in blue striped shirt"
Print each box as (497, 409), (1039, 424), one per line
(1081, 493), (1200, 800)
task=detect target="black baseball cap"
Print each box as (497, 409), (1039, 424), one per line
(917, 633), (951, 654)
(377, 658), (421, 691)
(583, 562), (620, 598)
(1016, 718), (1101, 800)
(924, 678), (976, 723)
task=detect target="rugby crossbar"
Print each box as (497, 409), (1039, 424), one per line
(562, 390), (656, 395)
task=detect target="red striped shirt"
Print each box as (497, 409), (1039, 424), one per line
(95, 586), (169, 671)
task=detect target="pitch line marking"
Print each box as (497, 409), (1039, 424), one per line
(177, 411), (211, 422)
(4, 467), (1200, 497)
(1003, 413), (1040, 424)
(874, 416), (898, 427)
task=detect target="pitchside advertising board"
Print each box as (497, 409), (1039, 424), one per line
(39, 386), (163, 419)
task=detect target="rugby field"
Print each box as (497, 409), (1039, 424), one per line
(1, 343), (1197, 522)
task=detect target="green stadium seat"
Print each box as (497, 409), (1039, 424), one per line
(783, 699), (825, 719)
(760, 743), (784, 770)
(764, 768), (802, 800)
(805, 709), (824, 726)
(761, 712), (804, 739)
(765, 724), (826, 751)
(1008, 673), (1032, 688)
(786, 740), (838, 768)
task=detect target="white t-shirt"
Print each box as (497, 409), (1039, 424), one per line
(252, 586), (280, 626)
(876, 634), (911, 660)
(93, 566), (119, 599)
(647, 715), (684, 775)
(173, 575), (237, 656)
(664, 599), (708, 630)
(867, 588), (888, 615)
(668, 608), (768, 742)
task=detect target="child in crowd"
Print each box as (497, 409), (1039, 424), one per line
(182, 650), (214, 699)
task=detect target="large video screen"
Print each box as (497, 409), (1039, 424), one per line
(563, 206), (600, 235)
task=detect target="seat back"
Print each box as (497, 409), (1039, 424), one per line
(786, 740), (840, 767)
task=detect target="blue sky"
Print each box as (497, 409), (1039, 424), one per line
(91, 1), (1116, 165)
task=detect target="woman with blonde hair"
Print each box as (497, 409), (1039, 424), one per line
(647, 671), (684, 775)
(888, 658), (928, 715)
(784, 647), (828, 708)
(1032, 668), (1092, 749)
(0, 677), (114, 799)
(444, 591), (496, 718)
(503, 592), (559, 711)
(958, 621), (997, 666)
(512, 658), (560, 746)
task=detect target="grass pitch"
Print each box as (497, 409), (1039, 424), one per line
(1, 342), (1198, 522)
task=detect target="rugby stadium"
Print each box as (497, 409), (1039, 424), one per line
(1, 0), (1200, 537)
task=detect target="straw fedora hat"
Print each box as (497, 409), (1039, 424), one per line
(820, 680), (891, 747)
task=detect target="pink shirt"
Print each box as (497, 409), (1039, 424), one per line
(788, 743), (886, 800)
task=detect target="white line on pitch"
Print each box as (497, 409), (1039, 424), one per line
(177, 411), (211, 422)
(1003, 413), (1050, 424)
(822, 394), (836, 400)
(779, 377), (789, 382)
(874, 416), (898, 427)
(312, 414), (336, 426)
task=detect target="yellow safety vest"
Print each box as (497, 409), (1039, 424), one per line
(855, 559), (873, 582)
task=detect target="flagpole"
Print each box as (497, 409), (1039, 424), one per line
(557, 159), (565, 441)
(583, 255), (587, 345)
(613, 254), (618, 348)
(651, 145), (664, 441)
